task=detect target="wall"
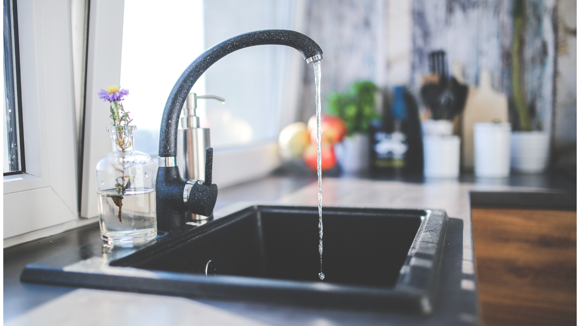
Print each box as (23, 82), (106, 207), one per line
(300, 0), (384, 121)
(554, 0), (576, 162)
(412, 0), (514, 95)
(299, 0), (575, 164)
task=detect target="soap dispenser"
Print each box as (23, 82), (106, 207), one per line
(177, 92), (225, 221)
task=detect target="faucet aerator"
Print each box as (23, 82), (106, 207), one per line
(306, 54), (323, 64)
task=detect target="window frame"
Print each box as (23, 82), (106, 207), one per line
(79, 0), (125, 219)
(3, 0), (90, 247)
(3, 0), (26, 175)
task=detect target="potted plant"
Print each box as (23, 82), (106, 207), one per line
(510, 0), (550, 174)
(327, 81), (379, 172)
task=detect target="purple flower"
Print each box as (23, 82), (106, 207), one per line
(98, 86), (129, 102)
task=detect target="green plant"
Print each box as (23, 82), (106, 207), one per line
(327, 81), (378, 136)
(511, 0), (531, 131)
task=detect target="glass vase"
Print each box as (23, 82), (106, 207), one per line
(96, 126), (157, 246)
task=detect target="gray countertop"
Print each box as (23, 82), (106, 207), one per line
(4, 173), (575, 326)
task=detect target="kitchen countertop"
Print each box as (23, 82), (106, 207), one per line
(4, 172), (575, 325)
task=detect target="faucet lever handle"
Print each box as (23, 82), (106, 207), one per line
(205, 147), (213, 186)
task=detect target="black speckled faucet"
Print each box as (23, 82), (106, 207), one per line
(156, 30), (323, 230)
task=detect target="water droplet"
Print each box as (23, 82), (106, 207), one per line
(144, 173), (148, 178)
(100, 181), (105, 185)
(318, 272), (325, 280)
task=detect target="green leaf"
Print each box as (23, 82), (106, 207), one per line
(110, 195), (122, 207)
(326, 81), (378, 134)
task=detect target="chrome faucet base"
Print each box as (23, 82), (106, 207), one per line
(187, 212), (211, 221)
(159, 157), (177, 167)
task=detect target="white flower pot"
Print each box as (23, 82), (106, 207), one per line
(510, 131), (550, 174)
(474, 122), (511, 178)
(334, 134), (369, 173)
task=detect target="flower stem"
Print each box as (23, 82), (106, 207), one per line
(118, 168), (125, 222)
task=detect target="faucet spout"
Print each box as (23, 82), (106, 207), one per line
(158, 29), (323, 157)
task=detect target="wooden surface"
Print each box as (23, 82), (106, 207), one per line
(472, 207), (576, 326)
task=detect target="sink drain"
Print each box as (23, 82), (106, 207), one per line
(205, 260), (216, 276)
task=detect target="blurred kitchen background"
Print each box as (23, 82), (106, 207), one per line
(118, 0), (576, 182)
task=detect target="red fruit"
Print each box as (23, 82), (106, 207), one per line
(302, 144), (337, 172)
(310, 127), (335, 146)
(307, 114), (347, 145)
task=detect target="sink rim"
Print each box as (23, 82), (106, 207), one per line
(21, 205), (448, 314)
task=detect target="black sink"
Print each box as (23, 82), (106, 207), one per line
(21, 205), (448, 313)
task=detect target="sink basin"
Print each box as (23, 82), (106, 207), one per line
(21, 205), (448, 313)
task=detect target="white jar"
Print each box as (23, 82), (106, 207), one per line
(474, 122), (511, 178)
(423, 135), (460, 178)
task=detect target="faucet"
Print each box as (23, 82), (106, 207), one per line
(156, 29), (323, 230)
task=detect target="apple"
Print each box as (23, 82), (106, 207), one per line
(307, 114), (347, 145)
(302, 144), (337, 172)
(278, 122), (311, 159)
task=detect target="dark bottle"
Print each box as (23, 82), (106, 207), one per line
(370, 86), (423, 175)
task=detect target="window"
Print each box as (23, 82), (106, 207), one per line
(119, 0), (305, 152)
(202, 0), (285, 149)
(81, 0), (306, 218)
(4, 0), (307, 244)
(120, 0), (206, 156)
(196, 0), (307, 149)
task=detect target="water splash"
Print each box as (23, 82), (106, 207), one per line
(313, 61), (324, 281)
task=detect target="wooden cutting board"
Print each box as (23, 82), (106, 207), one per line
(460, 69), (509, 169)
